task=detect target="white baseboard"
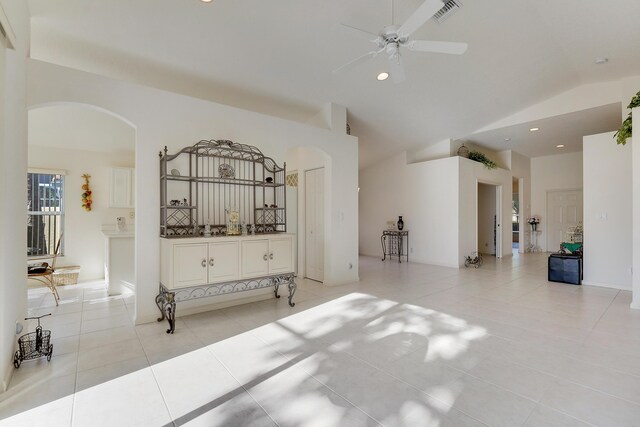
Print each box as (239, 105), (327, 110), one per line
(581, 280), (632, 291)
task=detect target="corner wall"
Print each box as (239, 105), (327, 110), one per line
(583, 131), (632, 290)
(359, 153), (460, 267)
(0, 0), (29, 391)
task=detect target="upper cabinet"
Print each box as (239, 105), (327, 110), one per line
(110, 167), (135, 208)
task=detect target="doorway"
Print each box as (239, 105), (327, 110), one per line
(477, 182), (502, 257)
(546, 190), (583, 252)
(305, 167), (324, 282)
(512, 178), (520, 253)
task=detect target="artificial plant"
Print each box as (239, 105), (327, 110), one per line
(468, 151), (497, 169)
(615, 90), (640, 145)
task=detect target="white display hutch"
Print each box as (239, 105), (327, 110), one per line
(156, 140), (296, 333)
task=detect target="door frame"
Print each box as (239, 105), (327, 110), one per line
(304, 167), (325, 282)
(476, 180), (503, 258)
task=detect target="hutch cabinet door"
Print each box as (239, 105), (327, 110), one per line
(268, 237), (293, 274)
(173, 243), (209, 288)
(208, 241), (239, 283)
(110, 167), (135, 208)
(241, 239), (270, 278)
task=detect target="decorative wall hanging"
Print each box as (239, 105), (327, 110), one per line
(81, 174), (92, 211)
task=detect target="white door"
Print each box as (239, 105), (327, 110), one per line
(208, 241), (239, 283)
(241, 239), (269, 278)
(305, 168), (324, 282)
(547, 190), (583, 252)
(269, 237), (293, 274)
(174, 244), (208, 288)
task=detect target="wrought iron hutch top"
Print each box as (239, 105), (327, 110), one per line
(160, 139), (287, 238)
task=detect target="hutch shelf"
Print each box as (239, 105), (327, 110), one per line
(157, 140), (295, 333)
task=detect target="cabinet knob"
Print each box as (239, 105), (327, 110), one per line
(269, 253), (274, 260)
(209, 258), (215, 267)
(201, 259), (207, 268)
(263, 254), (268, 261)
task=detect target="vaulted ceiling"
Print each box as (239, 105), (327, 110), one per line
(28, 0), (640, 167)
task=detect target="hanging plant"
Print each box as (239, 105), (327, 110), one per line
(615, 90), (640, 145)
(81, 174), (92, 211)
(467, 151), (497, 170)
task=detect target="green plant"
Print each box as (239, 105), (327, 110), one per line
(615, 90), (640, 145)
(468, 151), (497, 169)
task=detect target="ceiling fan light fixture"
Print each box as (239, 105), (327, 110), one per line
(377, 72), (389, 81)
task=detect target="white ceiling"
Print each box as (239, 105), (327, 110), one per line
(463, 103), (622, 158)
(27, 0), (640, 167)
(29, 105), (135, 153)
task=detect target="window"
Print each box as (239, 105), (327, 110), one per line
(27, 171), (64, 257)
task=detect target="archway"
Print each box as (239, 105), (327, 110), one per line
(28, 102), (137, 317)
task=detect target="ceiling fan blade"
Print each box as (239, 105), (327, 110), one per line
(407, 40), (468, 55)
(338, 23), (380, 44)
(333, 50), (380, 74)
(398, 0), (444, 37)
(388, 55), (406, 83)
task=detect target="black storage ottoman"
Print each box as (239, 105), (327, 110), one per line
(548, 253), (582, 285)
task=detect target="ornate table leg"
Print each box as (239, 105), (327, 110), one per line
(155, 285), (176, 334)
(164, 294), (176, 334)
(287, 276), (296, 307)
(273, 278), (281, 299)
(381, 234), (387, 261)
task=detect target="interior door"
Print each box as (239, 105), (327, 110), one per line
(305, 168), (324, 282)
(547, 190), (583, 252)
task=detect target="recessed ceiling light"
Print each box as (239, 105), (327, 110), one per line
(529, 127), (539, 132)
(595, 57), (608, 64)
(377, 72), (389, 81)
(201, 0), (213, 3)
(556, 144), (565, 148)
(504, 138), (511, 142)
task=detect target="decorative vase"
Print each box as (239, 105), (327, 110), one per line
(531, 223), (537, 232)
(397, 216), (404, 231)
(457, 144), (470, 158)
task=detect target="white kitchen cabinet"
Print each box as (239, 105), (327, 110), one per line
(269, 237), (293, 274)
(110, 167), (135, 208)
(174, 243), (209, 288)
(241, 239), (270, 278)
(160, 234), (294, 290)
(208, 241), (239, 283)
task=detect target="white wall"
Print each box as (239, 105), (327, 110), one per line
(0, 0), (29, 391)
(477, 183), (496, 255)
(28, 59), (359, 324)
(359, 153), (460, 268)
(583, 131), (632, 290)
(28, 145), (135, 281)
(631, 109), (640, 308)
(458, 158), (512, 262)
(531, 152), (583, 251)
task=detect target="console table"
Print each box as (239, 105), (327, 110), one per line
(381, 230), (409, 263)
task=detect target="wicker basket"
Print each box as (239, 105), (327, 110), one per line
(53, 266), (80, 285)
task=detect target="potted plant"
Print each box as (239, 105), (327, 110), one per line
(467, 151), (497, 169)
(615, 90), (640, 145)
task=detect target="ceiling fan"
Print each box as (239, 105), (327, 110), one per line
(334, 0), (468, 83)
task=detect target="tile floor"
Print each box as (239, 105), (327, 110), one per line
(1, 253), (640, 426)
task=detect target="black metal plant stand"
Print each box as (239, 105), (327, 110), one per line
(381, 230), (409, 263)
(156, 273), (297, 334)
(14, 314), (53, 368)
